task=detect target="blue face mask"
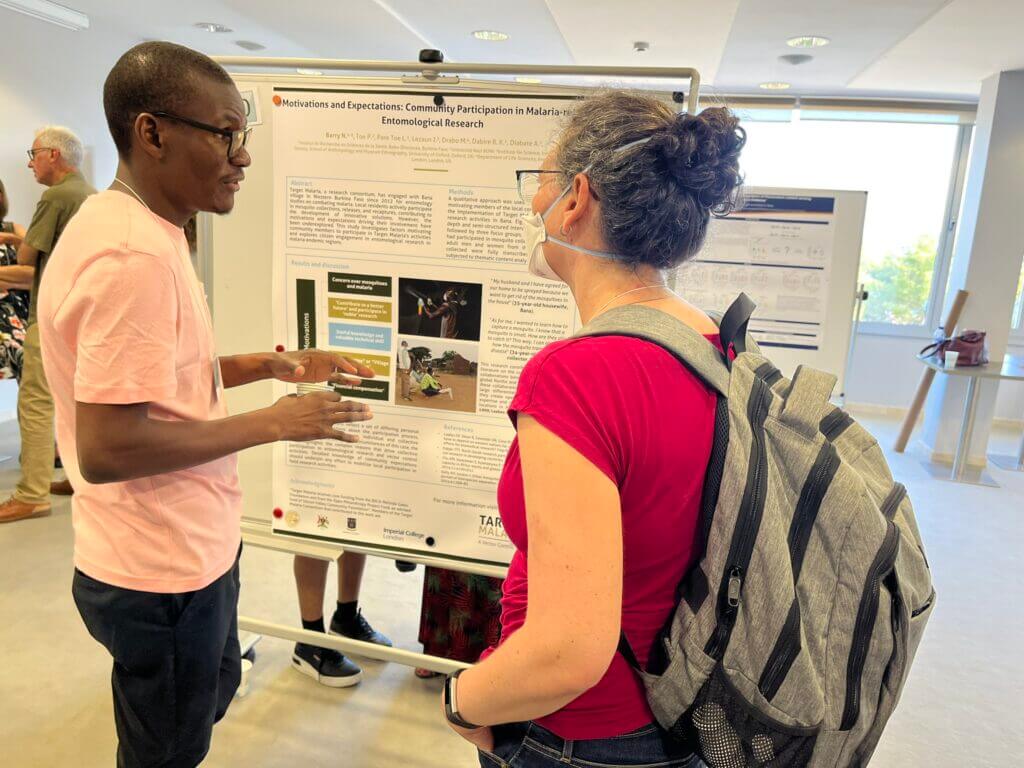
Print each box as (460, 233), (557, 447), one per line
(521, 136), (653, 281)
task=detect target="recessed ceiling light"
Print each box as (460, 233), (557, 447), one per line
(296, 68), (323, 76)
(759, 82), (792, 90)
(195, 22), (232, 33)
(515, 77), (542, 84)
(235, 40), (266, 51)
(787, 36), (830, 48)
(473, 29), (509, 41)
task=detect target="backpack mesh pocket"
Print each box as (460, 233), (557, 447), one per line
(670, 667), (819, 768)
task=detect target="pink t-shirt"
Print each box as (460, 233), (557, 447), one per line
(495, 334), (719, 740)
(38, 190), (242, 593)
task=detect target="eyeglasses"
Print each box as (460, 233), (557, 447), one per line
(27, 147), (55, 161)
(515, 169), (563, 204)
(151, 111), (252, 159)
(515, 137), (654, 205)
(515, 168), (606, 205)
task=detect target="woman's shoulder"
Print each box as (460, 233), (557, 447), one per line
(531, 333), (706, 367)
(520, 332), (722, 399)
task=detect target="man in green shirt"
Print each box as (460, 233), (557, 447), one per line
(0, 126), (95, 523)
(420, 366), (454, 399)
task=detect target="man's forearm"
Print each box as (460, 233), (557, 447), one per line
(219, 353), (275, 388)
(16, 241), (39, 267)
(79, 406), (280, 484)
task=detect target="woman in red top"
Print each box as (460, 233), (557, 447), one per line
(443, 91), (745, 767)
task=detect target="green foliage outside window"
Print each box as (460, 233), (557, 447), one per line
(861, 235), (937, 325)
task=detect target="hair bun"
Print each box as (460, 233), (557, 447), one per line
(649, 107), (745, 214)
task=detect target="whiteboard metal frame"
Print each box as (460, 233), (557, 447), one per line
(203, 58), (702, 671)
(213, 56), (701, 115)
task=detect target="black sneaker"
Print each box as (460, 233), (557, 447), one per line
(330, 609), (393, 648)
(291, 642), (362, 688)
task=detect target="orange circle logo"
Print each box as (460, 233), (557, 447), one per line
(272, 95), (282, 106)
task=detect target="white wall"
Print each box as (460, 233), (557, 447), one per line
(845, 331), (1024, 423)
(0, 13), (135, 226)
(0, 13), (136, 422)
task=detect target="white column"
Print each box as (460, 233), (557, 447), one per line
(922, 70), (1024, 464)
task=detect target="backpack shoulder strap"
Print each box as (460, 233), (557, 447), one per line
(706, 296), (762, 357)
(575, 303), (731, 396)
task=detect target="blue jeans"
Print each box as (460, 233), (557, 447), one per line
(478, 721), (701, 768)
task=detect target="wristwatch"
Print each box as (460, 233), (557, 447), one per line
(443, 669), (481, 730)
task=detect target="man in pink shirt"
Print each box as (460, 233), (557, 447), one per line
(37, 42), (373, 768)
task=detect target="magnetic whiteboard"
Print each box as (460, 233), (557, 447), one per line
(202, 74), (593, 565)
(682, 186), (867, 393)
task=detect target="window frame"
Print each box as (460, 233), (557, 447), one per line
(1009, 244), (1024, 344)
(855, 121), (974, 338)
(735, 105), (974, 338)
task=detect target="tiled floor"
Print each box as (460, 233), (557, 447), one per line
(1, 414), (1021, 767)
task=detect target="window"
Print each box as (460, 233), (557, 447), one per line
(1011, 259), (1024, 331)
(739, 117), (965, 328)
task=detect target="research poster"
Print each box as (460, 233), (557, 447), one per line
(682, 193), (837, 350)
(270, 89), (578, 565)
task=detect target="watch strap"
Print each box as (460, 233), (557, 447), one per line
(444, 670), (482, 730)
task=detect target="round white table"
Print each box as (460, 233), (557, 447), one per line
(918, 353), (1024, 486)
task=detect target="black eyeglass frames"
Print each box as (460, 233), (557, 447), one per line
(151, 111), (252, 159)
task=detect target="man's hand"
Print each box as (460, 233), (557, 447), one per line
(268, 391), (372, 443)
(0, 232), (22, 248)
(267, 350), (375, 386)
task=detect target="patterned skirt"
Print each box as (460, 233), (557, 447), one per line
(418, 566), (503, 663)
(0, 243), (28, 381)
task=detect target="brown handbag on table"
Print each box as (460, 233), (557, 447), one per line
(919, 330), (988, 366)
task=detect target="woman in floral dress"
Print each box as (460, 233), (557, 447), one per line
(0, 178), (29, 382)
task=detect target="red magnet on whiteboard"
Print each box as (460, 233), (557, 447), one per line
(273, 508), (283, 519)
(275, 345), (285, 353)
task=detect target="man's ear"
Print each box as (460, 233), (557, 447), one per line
(134, 113), (165, 159)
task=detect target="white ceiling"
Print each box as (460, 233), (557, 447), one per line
(852, 0), (1024, 96)
(6, 0), (1024, 102)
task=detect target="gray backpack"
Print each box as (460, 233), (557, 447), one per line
(577, 295), (935, 768)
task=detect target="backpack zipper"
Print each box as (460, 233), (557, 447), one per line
(879, 483), (907, 520)
(758, 599), (802, 700)
(754, 361), (784, 387)
(756, 443), (840, 700)
(912, 589), (935, 618)
(840, 521), (900, 730)
(700, 397), (731, 549)
(788, 444), (841, 581)
(820, 409), (854, 441)
(706, 377), (771, 661)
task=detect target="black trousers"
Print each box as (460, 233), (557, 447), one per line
(72, 555), (241, 768)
